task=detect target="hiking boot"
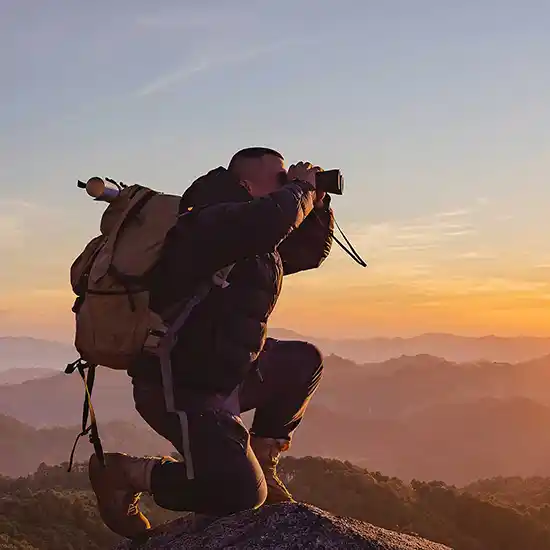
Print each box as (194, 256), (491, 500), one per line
(250, 436), (295, 505)
(89, 452), (176, 539)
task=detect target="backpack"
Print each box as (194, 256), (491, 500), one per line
(65, 180), (234, 471)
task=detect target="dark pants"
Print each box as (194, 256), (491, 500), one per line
(131, 338), (323, 515)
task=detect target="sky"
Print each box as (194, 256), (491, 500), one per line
(2, 0), (550, 342)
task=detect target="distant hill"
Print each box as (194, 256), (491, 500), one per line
(0, 336), (74, 372)
(0, 413), (171, 478)
(318, 352), (550, 417)
(268, 328), (550, 363)
(0, 367), (137, 427)
(287, 397), (550, 485)
(464, 475), (550, 507)
(5, 332), (550, 373)
(0, 367), (59, 385)
(5, 350), (550, 430)
(3, 354), (550, 484)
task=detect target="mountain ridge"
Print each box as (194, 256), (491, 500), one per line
(4, 331), (550, 370)
(0, 412), (171, 477)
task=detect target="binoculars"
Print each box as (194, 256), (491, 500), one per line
(315, 169), (344, 195)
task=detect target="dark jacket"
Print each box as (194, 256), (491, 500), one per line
(138, 167), (334, 395)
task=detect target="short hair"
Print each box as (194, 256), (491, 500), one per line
(228, 147), (284, 173)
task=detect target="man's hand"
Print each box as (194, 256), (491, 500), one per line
(314, 188), (326, 208)
(287, 162), (325, 207)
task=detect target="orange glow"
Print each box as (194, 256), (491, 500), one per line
(4, 273), (550, 342)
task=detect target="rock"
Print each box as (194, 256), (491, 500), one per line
(114, 502), (453, 550)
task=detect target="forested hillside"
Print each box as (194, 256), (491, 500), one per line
(2, 457), (550, 550)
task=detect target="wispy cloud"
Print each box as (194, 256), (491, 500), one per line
(467, 277), (550, 294)
(336, 200), (489, 263)
(455, 251), (497, 260)
(134, 39), (297, 98)
(135, 60), (213, 97)
(434, 208), (471, 218)
(444, 229), (475, 237)
(350, 217), (476, 252)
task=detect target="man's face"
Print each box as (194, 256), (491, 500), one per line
(246, 154), (287, 197)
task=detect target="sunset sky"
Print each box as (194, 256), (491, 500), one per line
(2, 1), (550, 342)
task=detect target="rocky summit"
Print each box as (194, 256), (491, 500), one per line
(114, 502), (453, 550)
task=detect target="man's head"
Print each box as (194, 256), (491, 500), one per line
(228, 147), (286, 197)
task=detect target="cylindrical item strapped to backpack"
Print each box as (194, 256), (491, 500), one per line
(78, 177), (123, 202)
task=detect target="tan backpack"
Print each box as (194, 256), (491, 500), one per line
(65, 181), (234, 470)
(70, 183), (179, 370)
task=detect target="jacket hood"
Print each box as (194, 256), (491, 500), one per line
(179, 167), (252, 213)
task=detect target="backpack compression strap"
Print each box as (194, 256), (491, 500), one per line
(64, 359), (105, 472)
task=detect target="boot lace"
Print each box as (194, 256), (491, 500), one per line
(127, 492), (142, 516)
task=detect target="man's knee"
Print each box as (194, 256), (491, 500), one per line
(217, 472), (267, 513)
(302, 341), (323, 366)
(290, 340), (324, 378)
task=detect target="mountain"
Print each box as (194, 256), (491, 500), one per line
(284, 397), (550, 485)
(0, 368), (137, 427)
(0, 413), (171, 478)
(0, 336), (74, 372)
(5, 353), (550, 484)
(316, 352), (550, 416)
(268, 329), (550, 363)
(0, 367), (59, 385)
(5, 332), (550, 374)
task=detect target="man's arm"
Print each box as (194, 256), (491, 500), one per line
(277, 195), (334, 275)
(161, 180), (318, 282)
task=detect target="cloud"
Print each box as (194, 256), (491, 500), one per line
(386, 243), (440, 252)
(334, 199), (490, 264)
(133, 39), (298, 98)
(443, 229), (476, 237)
(350, 217), (476, 252)
(455, 251), (497, 260)
(466, 278), (549, 293)
(434, 208), (470, 218)
(134, 60), (213, 97)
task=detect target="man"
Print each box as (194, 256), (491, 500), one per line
(88, 147), (334, 538)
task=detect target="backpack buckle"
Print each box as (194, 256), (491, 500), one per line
(143, 328), (168, 352)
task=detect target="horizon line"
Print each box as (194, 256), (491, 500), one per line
(3, 330), (550, 345)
